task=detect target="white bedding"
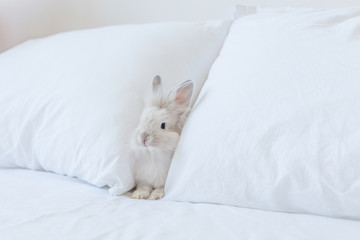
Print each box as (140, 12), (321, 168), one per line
(1, 169), (359, 240)
(166, 6), (360, 220)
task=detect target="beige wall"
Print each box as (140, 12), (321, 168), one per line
(1, 0), (360, 52)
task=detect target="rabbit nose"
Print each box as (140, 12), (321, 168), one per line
(141, 132), (150, 146)
(141, 132), (149, 139)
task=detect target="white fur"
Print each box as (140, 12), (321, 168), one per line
(130, 75), (193, 200)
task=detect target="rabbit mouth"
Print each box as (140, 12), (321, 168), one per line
(142, 136), (151, 147)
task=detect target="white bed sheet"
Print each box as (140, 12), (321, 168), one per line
(0, 169), (359, 240)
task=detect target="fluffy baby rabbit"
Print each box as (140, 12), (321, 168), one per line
(130, 75), (193, 200)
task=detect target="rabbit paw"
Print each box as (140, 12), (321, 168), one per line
(147, 188), (164, 200)
(131, 190), (151, 199)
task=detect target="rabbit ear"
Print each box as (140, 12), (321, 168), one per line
(152, 75), (163, 106)
(168, 80), (194, 132)
(174, 80), (193, 107)
(152, 75), (162, 93)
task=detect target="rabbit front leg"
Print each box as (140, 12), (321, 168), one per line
(148, 186), (164, 200)
(131, 181), (153, 199)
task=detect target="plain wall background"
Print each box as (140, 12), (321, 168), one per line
(1, 0), (360, 52)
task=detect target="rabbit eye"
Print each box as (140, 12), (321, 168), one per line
(161, 122), (166, 129)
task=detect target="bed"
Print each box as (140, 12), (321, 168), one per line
(1, 1), (360, 239)
(1, 169), (360, 240)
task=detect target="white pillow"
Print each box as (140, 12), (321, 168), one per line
(165, 7), (360, 219)
(0, 21), (231, 195)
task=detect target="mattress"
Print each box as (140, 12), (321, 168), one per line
(0, 169), (359, 240)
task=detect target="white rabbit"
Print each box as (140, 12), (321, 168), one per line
(130, 75), (193, 200)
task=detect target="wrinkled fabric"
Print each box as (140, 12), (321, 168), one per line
(1, 169), (360, 240)
(166, 7), (360, 219)
(0, 21), (231, 195)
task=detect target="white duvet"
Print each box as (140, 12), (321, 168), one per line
(0, 169), (359, 240)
